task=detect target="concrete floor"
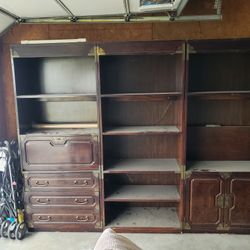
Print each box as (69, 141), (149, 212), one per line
(1, 232), (250, 250)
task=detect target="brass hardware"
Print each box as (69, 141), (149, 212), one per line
(183, 222), (191, 230)
(36, 198), (50, 205)
(219, 172), (232, 179)
(35, 180), (49, 187)
(50, 137), (66, 146)
(215, 194), (224, 208)
(223, 224), (230, 231)
(96, 46), (105, 56)
(185, 171), (192, 180)
(92, 135), (98, 142)
(74, 179), (88, 186)
(217, 223), (230, 231)
(188, 45), (196, 54)
(75, 215), (89, 222)
(216, 223), (224, 230)
(224, 194), (234, 209)
(88, 46), (105, 62)
(180, 170), (185, 180)
(74, 198), (88, 205)
(215, 193), (234, 209)
(38, 216), (51, 222)
(95, 221), (103, 229)
(12, 50), (20, 58)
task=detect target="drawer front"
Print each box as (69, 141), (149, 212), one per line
(24, 172), (99, 193)
(33, 213), (96, 223)
(21, 135), (99, 171)
(26, 211), (102, 231)
(25, 193), (99, 209)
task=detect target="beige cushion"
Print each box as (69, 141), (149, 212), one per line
(94, 228), (142, 250)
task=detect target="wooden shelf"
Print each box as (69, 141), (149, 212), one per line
(104, 158), (180, 173)
(107, 207), (181, 229)
(16, 94), (96, 101)
(23, 128), (99, 136)
(188, 161), (250, 172)
(101, 92), (181, 101)
(105, 185), (180, 202)
(188, 125), (250, 128)
(188, 91), (250, 100)
(103, 126), (180, 135)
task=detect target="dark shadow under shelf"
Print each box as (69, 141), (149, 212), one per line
(101, 92), (182, 101)
(104, 158), (180, 173)
(106, 207), (181, 229)
(188, 91), (250, 100)
(103, 126), (180, 135)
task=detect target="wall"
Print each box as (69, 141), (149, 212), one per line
(1, 0), (250, 138)
(0, 38), (6, 140)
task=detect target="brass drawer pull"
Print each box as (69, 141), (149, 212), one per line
(38, 216), (51, 222)
(74, 198), (88, 204)
(36, 198), (50, 205)
(75, 215), (89, 222)
(74, 180), (88, 186)
(215, 194), (224, 208)
(50, 137), (66, 146)
(35, 180), (49, 187)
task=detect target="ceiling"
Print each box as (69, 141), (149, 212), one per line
(0, 0), (222, 36)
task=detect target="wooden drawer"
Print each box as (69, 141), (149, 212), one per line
(20, 135), (99, 171)
(24, 192), (99, 210)
(26, 211), (102, 231)
(24, 172), (99, 193)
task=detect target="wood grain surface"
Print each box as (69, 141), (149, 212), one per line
(1, 0), (250, 138)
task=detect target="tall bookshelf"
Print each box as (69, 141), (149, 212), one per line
(11, 43), (102, 231)
(185, 40), (250, 232)
(99, 41), (186, 232)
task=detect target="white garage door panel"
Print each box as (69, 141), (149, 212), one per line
(0, 12), (15, 34)
(62, 0), (125, 16)
(0, 0), (69, 18)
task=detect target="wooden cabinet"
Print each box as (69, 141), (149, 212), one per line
(11, 43), (101, 232)
(226, 173), (250, 231)
(8, 39), (250, 233)
(185, 173), (225, 231)
(186, 39), (250, 233)
(185, 172), (250, 233)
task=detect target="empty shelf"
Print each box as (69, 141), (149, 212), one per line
(188, 91), (250, 100)
(17, 94), (96, 101)
(101, 92), (181, 101)
(104, 158), (180, 173)
(24, 128), (99, 136)
(188, 161), (250, 172)
(103, 126), (180, 135)
(107, 207), (181, 229)
(105, 185), (180, 202)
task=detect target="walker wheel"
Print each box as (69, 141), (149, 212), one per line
(8, 221), (18, 239)
(15, 222), (27, 240)
(0, 220), (11, 238)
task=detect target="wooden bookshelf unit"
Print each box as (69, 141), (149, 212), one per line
(9, 39), (250, 233)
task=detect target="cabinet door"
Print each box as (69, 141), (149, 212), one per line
(185, 173), (225, 231)
(21, 135), (99, 171)
(226, 173), (250, 231)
